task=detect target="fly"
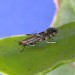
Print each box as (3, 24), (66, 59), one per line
(19, 27), (58, 52)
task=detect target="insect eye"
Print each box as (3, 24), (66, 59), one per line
(51, 28), (58, 33)
(54, 29), (58, 33)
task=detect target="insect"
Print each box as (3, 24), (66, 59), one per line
(19, 34), (40, 52)
(19, 35), (40, 46)
(36, 27), (58, 41)
(19, 27), (58, 52)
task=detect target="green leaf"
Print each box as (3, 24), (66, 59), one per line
(0, 22), (75, 75)
(0, 0), (75, 75)
(54, 0), (75, 27)
(46, 62), (75, 75)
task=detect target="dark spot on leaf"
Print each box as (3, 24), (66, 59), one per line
(28, 68), (31, 71)
(72, 55), (74, 57)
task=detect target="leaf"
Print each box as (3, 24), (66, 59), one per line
(0, 22), (75, 75)
(54, 0), (75, 27)
(46, 62), (75, 75)
(0, 0), (75, 75)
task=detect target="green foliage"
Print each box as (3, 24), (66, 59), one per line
(0, 0), (75, 75)
(46, 62), (75, 75)
(55, 0), (75, 27)
(0, 22), (75, 75)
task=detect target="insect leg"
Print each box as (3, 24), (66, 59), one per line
(20, 45), (25, 52)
